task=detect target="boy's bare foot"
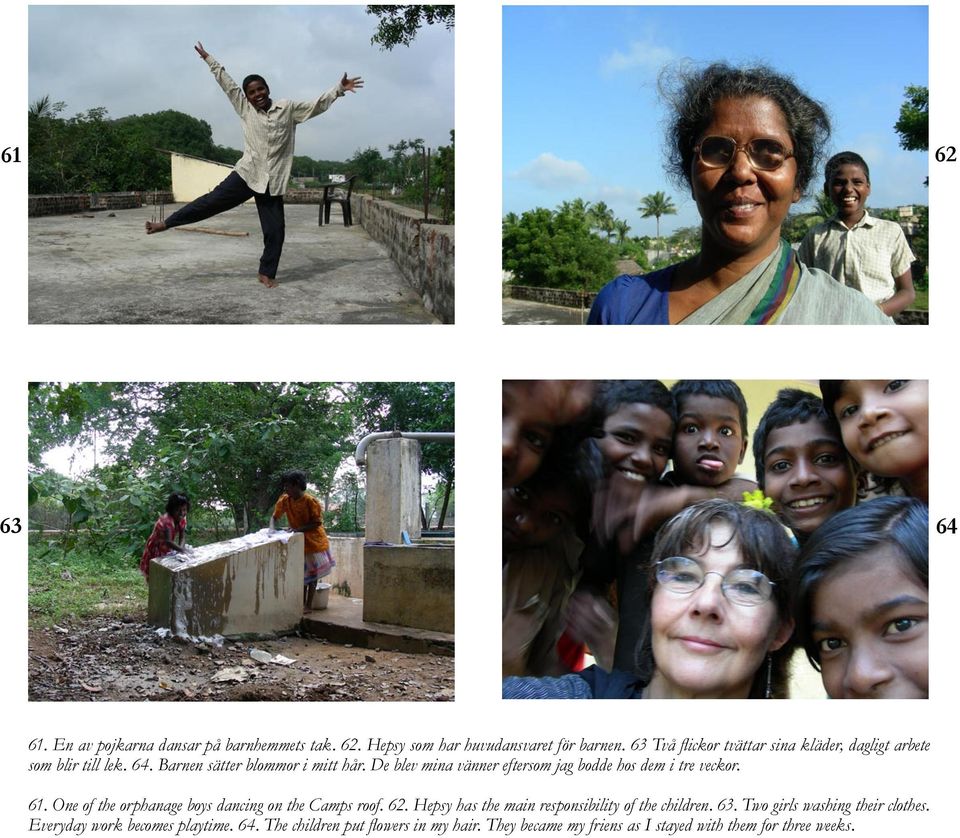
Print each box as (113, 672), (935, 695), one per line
(259, 274), (278, 288)
(145, 221), (167, 234)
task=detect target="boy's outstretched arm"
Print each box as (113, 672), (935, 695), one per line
(194, 41), (248, 117)
(291, 72), (363, 124)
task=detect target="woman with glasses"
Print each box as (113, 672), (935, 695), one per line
(504, 500), (796, 698)
(588, 63), (891, 325)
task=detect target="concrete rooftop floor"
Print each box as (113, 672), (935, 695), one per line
(29, 203), (440, 324)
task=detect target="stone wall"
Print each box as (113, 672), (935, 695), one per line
(895, 309), (929, 325)
(506, 284), (595, 309)
(282, 189), (327, 206)
(352, 195), (454, 324)
(29, 191), (174, 217)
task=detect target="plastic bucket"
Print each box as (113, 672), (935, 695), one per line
(313, 582), (332, 610)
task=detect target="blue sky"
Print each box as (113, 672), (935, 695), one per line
(503, 5), (929, 237)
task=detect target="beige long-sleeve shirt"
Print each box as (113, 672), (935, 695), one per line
(205, 54), (344, 196)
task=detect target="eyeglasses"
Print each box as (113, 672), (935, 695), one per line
(694, 136), (795, 172)
(655, 556), (775, 606)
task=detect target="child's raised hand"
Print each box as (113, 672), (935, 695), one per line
(564, 592), (617, 672)
(340, 73), (364, 92)
(591, 477), (647, 547)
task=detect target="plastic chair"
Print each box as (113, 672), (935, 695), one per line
(319, 175), (356, 226)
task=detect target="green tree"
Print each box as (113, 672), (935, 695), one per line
(667, 225), (702, 255)
(613, 218), (631, 247)
(434, 129), (455, 223)
(116, 110), (217, 159)
(367, 5), (455, 50)
(28, 383), (362, 556)
(557, 198), (591, 226)
(894, 85), (928, 152)
(814, 192), (837, 222)
(28, 104), (170, 192)
(351, 382), (455, 528)
(781, 212), (822, 244)
(589, 201), (616, 241)
(502, 204), (617, 291)
(348, 146), (386, 186)
(639, 191), (678, 260)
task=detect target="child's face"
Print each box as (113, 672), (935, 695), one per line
(244, 80), (271, 111)
(649, 522), (791, 699)
(832, 380), (928, 483)
(827, 163), (871, 221)
(501, 381), (592, 489)
(502, 484), (578, 551)
(811, 547), (928, 699)
(596, 403), (673, 487)
(762, 418), (855, 535)
(283, 482), (304, 500)
(502, 382), (556, 489)
(672, 395), (747, 487)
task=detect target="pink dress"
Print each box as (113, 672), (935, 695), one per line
(140, 513), (186, 579)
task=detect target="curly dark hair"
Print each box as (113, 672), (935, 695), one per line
(165, 492), (190, 517)
(633, 499), (798, 698)
(280, 469), (308, 491)
(661, 62), (831, 196)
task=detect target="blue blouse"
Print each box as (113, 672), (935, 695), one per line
(587, 267), (675, 325)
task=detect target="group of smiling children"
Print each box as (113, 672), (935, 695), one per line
(502, 378), (928, 699)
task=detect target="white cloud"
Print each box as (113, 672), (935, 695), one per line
(602, 37), (676, 77)
(511, 153), (590, 189)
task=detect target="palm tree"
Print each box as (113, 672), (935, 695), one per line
(29, 95), (64, 119)
(613, 218), (631, 247)
(639, 191), (678, 261)
(589, 201), (616, 240)
(559, 198), (591, 225)
(814, 192), (837, 221)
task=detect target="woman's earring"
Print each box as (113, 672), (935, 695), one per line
(765, 655), (773, 699)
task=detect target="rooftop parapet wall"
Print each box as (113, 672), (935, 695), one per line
(28, 191), (174, 217)
(352, 195), (454, 324)
(147, 529), (304, 638)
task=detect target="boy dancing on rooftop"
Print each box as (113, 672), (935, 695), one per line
(146, 42), (362, 288)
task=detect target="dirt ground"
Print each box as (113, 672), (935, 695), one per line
(28, 614), (455, 702)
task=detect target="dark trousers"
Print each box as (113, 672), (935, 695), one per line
(164, 171), (286, 279)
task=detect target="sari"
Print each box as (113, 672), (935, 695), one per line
(588, 240), (894, 325)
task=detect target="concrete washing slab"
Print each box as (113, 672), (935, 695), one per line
(148, 529), (304, 638)
(29, 203), (440, 324)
